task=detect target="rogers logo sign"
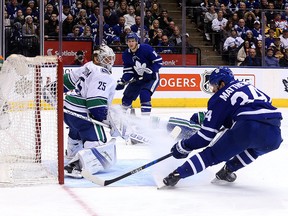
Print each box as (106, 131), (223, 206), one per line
(157, 74), (201, 91)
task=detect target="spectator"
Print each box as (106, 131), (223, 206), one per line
(71, 0), (84, 17)
(144, 9), (155, 29)
(163, 21), (175, 38)
(255, 39), (263, 58)
(157, 9), (172, 30)
(150, 2), (161, 19)
(156, 34), (174, 53)
(44, 13), (59, 37)
(103, 6), (118, 28)
(14, 9), (25, 25)
(237, 40), (252, 66)
(279, 49), (288, 67)
(89, 5), (100, 25)
(274, 13), (288, 31)
(264, 48), (280, 67)
(70, 50), (89, 65)
(252, 5), (261, 20)
(243, 11), (256, 30)
(131, 16), (149, 38)
(110, 36), (125, 53)
(62, 4), (72, 21)
(80, 25), (93, 40)
(120, 25), (132, 44)
(148, 19), (160, 39)
(168, 26), (184, 49)
(44, 4), (57, 24)
(116, 0), (128, 18)
(220, 3), (232, 20)
(265, 28), (276, 49)
(45, 25), (60, 39)
(203, 5), (217, 41)
(75, 9), (91, 27)
(245, 0), (260, 10)
(236, 2), (248, 19)
(83, 0), (95, 17)
(230, 13), (239, 27)
(243, 30), (257, 48)
(223, 29), (244, 65)
(124, 5), (136, 27)
(112, 16), (125, 38)
(211, 10), (228, 52)
(280, 29), (288, 49)
(62, 14), (75, 36)
(6, 0), (23, 20)
(106, 0), (117, 15)
(265, 1), (276, 22)
(270, 37), (285, 59)
(240, 48), (262, 66)
(22, 15), (39, 56)
(149, 28), (163, 46)
(252, 20), (262, 41)
(67, 25), (81, 40)
(8, 22), (23, 55)
(222, 20), (235, 41)
(22, 15), (37, 36)
(26, 0), (39, 21)
(235, 19), (249, 39)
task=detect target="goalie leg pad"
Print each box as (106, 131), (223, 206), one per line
(66, 136), (84, 159)
(79, 138), (117, 175)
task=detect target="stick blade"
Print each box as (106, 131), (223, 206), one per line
(81, 169), (106, 186)
(170, 126), (182, 140)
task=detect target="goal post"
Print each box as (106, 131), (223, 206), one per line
(0, 54), (64, 186)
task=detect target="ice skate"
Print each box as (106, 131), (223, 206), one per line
(64, 161), (83, 179)
(211, 165), (237, 183)
(163, 170), (181, 186)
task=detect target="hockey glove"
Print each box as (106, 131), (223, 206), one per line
(171, 139), (192, 159)
(190, 111), (206, 125)
(115, 78), (126, 90)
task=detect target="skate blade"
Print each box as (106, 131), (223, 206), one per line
(211, 177), (233, 185)
(64, 170), (83, 179)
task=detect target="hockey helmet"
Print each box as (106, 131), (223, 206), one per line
(93, 44), (115, 72)
(126, 32), (139, 43)
(209, 66), (235, 86)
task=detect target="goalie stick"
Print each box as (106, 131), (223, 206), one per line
(81, 126), (182, 186)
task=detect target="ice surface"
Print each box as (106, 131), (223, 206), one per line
(0, 108), (287, 216)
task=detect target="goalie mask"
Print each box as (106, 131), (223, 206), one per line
(93, 45), (115, 72)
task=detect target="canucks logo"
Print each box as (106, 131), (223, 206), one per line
(283, 77), (288, 92)
(200, 70), (213, 94)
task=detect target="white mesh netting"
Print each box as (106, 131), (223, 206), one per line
(0, 55), (61, 186)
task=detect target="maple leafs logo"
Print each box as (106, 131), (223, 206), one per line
(133, 60), (147, 76)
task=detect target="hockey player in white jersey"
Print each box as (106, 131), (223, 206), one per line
(63, 45), (117, 178)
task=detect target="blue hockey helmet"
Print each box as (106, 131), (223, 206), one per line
(209, 66), (235, 86)
(126, 32), (139, 43)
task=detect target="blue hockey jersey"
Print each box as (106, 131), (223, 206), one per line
(122, 44), (162, 82)
(184, 80), (282, 150)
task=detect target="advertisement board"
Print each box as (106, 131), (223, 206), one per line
(63, 66), (288, 107)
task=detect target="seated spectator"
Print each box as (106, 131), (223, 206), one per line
(211, 10), (228, 52)
(45, 25), (59, 40)
(83, 0), (95, 17)
(89, 5), (100, 25)
(252, 20), (262, 41)
(270, 36), (285, 59)
(71, 50), (89, 65)
(124, 5), (136, 27)
(279, 49), (288, 67)
(14, 9), (25, 25)
(112, 16), (125, 37)
(144, 9), (155, 30)
(235, 19), (249, 39)
(8, 22), (23, 55)
(116, 1), (128, 18)
(75, 9), (91, 27)
(150, 2), (161, 19)
(6, 0), (23, 20)
(243, 30), (258, 48)
(265, 29), (276, 49)
(44, 13), (59, 37)
(148, 19), (160, 39)
(120, 25), (132, 44)
(62, 14), (75, 36)
(26, 0), (39, 21)
(274, 13), (288, 31)
(67, 25), (81, 40)
(223, 29), (244, 65)
(80, 25), (93, 40)
(62, 4), (72, 21)
(163, 21), (175, 38)
(237, 40), (252, 66)
(131, 16), (149, 37)
(240, 48), (262, 66)
(255, 39), (263, 58)
(110, 36), (125, 53)
(149, 28), (163, 46)
(243, 11), (256, 30)
(220, 3), (232, 20)
(265, 48), (280, 67)
(104, 6), (118, 28)
(44, 4), (58, 24)
(280, 29), (288, 49)
(203, 5), (217, 41)
(156, 34), (174, 53)
(157, 9), (173, 30)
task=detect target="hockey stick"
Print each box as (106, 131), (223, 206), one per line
(81, 126), (182, 186)
(64, 108), (110, 128)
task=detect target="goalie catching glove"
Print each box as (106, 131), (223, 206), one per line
(171, 139), (193, 159)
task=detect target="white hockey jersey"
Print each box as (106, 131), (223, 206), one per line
(64, 62), (116, 116)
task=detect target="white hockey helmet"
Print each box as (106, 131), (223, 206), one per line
(93, 44), (115, 72)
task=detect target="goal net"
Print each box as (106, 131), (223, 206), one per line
(0, 54), (64, 186)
